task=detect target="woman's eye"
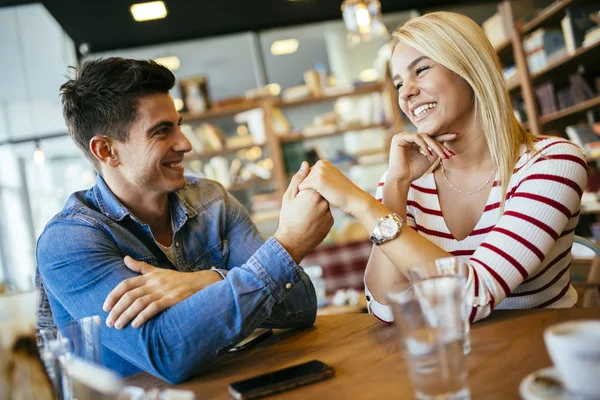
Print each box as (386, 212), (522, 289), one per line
(416, 66), (430, 75)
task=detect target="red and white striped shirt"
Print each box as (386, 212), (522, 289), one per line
(370, 137), (587, 323)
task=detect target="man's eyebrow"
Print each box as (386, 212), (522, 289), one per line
(146, 121), (174, 135)
(392, 56), (431, 81)
(145, 117), (182, 136)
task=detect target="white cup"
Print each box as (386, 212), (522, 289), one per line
(543, 320), (600, 397)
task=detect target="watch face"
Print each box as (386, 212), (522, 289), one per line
(380, 218), (399, 237)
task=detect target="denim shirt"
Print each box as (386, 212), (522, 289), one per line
(36, 175), (317, 383)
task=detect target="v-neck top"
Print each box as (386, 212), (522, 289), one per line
(369, 137), (586, 323)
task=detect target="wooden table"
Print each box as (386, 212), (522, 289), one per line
(125, 309), (600, 399)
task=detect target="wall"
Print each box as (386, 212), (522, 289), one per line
(86, 33), (263, 103)
(0, 4), (79, 289)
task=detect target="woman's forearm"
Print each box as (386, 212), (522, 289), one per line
(382, 178), (410, 219)
(350, 193), (451, 277)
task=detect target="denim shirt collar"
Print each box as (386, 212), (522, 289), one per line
(91, 175), (198, 231)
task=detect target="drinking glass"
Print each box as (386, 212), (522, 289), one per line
(0, 289), (55, 399)
(407, 256), (472, 354)
(387, 276), (470, 400)
(67, 315), (103, 364)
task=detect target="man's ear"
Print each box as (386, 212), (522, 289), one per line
(90, 136), (120, 168)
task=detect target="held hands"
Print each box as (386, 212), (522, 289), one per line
(273, 162), (334, 264)
(298, 160), (369, 216)
(388, 132), (457, 183)
(103, 256), (222, 329)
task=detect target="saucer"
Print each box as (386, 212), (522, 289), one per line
(519, 367), (566, 400)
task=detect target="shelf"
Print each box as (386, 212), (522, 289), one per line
(531, 40), (600, 82)
(506, 75), (521, 92)
(277, 82), (383, 108)
(520, 0), (573, 35)
(539, 95), (600, 125)
(185, 142), (264, 160)
(229, 178), (274, 191)
(180, 102), (261, 122)
(279, 122), (391, 144)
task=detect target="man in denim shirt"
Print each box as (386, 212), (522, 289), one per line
(36, 58), (333, 383)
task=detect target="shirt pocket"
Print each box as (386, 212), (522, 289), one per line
(188, 239), (230, 271)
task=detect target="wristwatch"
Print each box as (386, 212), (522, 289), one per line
(369, 213), (403, 245)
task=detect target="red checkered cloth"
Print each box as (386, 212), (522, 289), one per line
(301, 240), (373, 294)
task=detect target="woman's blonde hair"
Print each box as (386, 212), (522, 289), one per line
(392, 11), (535, 211)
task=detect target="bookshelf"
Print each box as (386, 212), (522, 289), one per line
(539, 94), (600, 125)
(496, 0), (599, 134)
(279, 122), (392, 144)
(181, 78), (404, 231)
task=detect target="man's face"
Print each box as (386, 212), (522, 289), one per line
(112, 93), (192, 197)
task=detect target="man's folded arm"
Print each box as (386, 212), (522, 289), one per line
(37, 217), (305, 384)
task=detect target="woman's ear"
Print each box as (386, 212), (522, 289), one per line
(90, 136), (120, 168)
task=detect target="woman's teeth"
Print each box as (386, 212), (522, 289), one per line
(414, 103), (437, 117)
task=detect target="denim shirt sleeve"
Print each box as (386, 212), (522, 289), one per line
(37, 214), (315, 384)
(222, 192), (318, 329)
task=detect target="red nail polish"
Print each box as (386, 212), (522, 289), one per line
(448, 150), (456, 156)
(452, 132), (459, 135)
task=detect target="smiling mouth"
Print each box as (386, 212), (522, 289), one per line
(163, 161), (183, 169)
(413, 103), (437, 119)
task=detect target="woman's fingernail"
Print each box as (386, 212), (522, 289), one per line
(452, 132), (459, 135)
(448, 150), (456, 156)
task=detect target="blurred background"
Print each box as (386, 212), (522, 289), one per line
(1, 0), (598, 307)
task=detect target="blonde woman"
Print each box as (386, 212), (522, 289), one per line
(299, 12), (587, 323)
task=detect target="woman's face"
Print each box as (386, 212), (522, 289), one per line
(391, 41), (475, 137)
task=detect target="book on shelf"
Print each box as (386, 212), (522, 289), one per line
(561, 5), (600, 54)
(565, 124), (600, 156)
(535, 82), (557, 116)
(523, 28), (566, 74)
(569, 73), (596, 104)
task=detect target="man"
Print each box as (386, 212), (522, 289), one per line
(36, 58), (333, 383)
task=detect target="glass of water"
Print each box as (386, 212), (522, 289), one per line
(387, 276), (470, 400)
(407, 256), (472, 354)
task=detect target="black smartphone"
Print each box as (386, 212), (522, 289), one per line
(228, 360), (334, 399)
(228, 328), (273, 353)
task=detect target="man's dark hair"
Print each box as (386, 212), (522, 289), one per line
(60, 57), (175, 169)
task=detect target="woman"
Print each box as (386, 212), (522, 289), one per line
(298, 12), (587, 323)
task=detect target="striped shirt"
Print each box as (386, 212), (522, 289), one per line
(370, 137), (587, 323)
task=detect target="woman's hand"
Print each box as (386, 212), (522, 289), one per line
(298, 160), (370, 216)
(103, 256), (222, 329)
(387, 132), (457, 183)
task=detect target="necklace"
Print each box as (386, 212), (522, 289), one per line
(440, 161), (496, 195)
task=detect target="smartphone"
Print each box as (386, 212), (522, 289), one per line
(228, 360), (334, 399)
(228, 328), (273, 353)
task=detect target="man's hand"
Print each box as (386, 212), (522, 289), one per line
(103, 256), (222, 329)
(274, 162), (334, 264)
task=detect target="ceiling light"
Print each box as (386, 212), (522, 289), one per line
(130, 1), (168, 22)
(270, 39), (299, 56)
(342, 0), (388, 45)
(155, 56), (180, 71)
(33, 141), (45, 167)
(358, 68), (378, 82)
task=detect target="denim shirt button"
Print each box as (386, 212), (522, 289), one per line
(285, 283), (292, 290)
(175, 241), (180, 248)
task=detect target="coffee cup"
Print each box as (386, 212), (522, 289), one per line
(543, 320), (600, 398)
